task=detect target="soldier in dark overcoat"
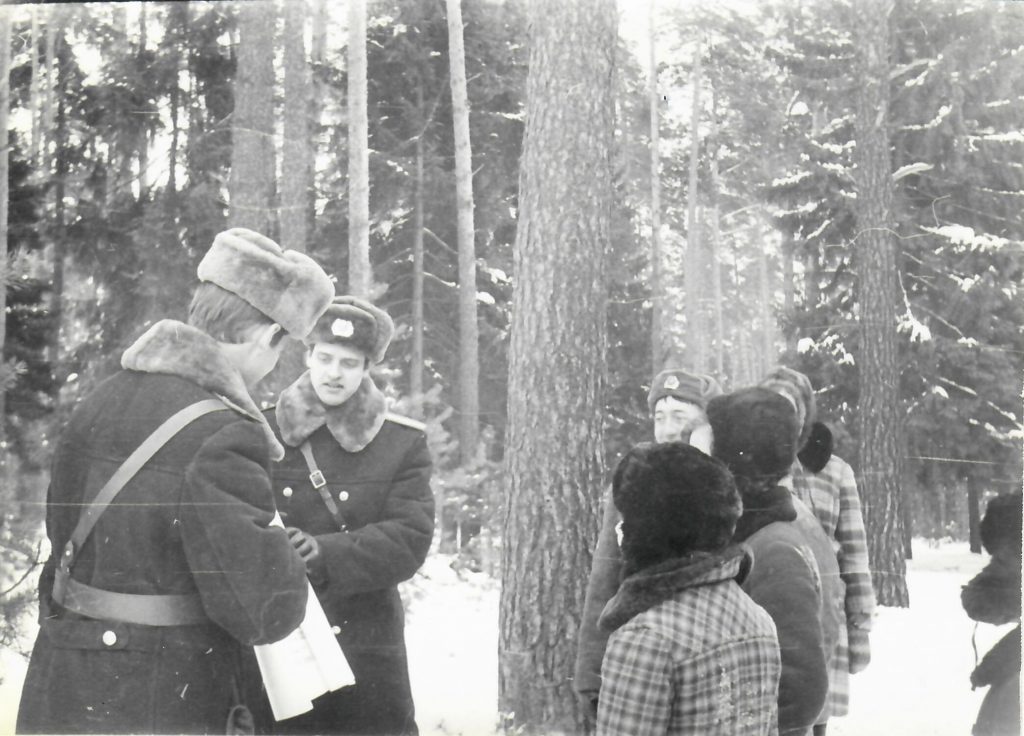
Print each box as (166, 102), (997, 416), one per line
(16, 229), (335, 735)
(256, 295), (435, 736)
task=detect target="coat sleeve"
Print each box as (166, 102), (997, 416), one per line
(313, 432), (434, 595)
(180, 419), (309, 646)
(833, 460), (875, 628)
(745, 538), (828, 736)
(574, 487), (623, 700)
(597, 625), (673, 736)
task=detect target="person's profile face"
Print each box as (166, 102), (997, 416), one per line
(652, 396), (706, 444)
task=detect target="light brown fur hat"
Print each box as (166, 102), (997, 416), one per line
(197, 228), (334, 338)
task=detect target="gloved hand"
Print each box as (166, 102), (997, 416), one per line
(286, 527), (326, 584)
(847, 625), (871, 673)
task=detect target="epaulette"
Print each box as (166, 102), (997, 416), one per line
(385, 412), (426, 432)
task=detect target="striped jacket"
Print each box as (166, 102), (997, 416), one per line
(787, 453), (875, 718)
(598, 547), (781, 736)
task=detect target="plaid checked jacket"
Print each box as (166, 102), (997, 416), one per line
(597, 547), (781, 736)
(786, 454), (875, 718)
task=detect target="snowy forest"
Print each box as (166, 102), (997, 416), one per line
(0, 0), (1022, 734)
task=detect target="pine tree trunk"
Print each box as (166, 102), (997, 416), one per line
(782, 232), (797, 357)
(853, 0), (909, 607)
(648, 0), (665, 375)
(29, 8), (39, 169)
(446, 0), (480, 465)
(229, 1), (276, 236)
(709, 84), (724, 379)
(347, 0), (371, 297)
(498, 0), (615, 731)
(0, 7), (10, 440)
(137, 5), (149, 199)
(48, 18), (67, 368)
(966, 475), (982, 553)
(411, 114), (425, 415)
(280, 0), (310, 253)
(41, 9), (55, 173)
(758, 240), (773, 373)
(684, 39), (704, 373)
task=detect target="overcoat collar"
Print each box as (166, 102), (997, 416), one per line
(732, 484), (798, 543)
(599, 545), (752, 633)
(275, 371), (387, 452)
(121, 319), (285, 461)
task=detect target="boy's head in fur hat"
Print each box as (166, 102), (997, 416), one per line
(190, 228), (334, 388)
(613, 442), (741, 574)
(759, 366), (817, 450)
(195, 228), (334, 339)
(648, 369), (722, 449)
(304, 296), (395, 407)
(707, 387), (798, 497)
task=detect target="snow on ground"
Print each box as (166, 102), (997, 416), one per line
(1, 540), (1016, 735)
(403, 540), (1017, 736)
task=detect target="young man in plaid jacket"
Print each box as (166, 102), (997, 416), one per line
(760, 368), (875, 734)
(597, 442), (781, 736)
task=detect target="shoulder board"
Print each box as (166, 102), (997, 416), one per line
(385, 412), (426, 432)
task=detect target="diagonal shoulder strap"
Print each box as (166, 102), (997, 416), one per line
(60, 398), (230, 574)
(298, 440), (342, 524)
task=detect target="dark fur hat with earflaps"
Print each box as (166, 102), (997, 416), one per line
(613, 442), (742, 576)
(304, 295), (395, 364)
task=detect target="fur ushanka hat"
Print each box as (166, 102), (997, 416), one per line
(980, 492), (1023, 560)
(759, 365), (817, 450)
(197, 228), (334, 338)
(647, 369), (723, 413)
(707, 387), (798, 495)
(304, 295), (395, 365)
(613, 442), (741, 572)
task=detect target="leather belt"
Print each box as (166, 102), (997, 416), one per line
(53, 568), (208, 627)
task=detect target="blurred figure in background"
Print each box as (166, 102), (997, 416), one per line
(961, 492), (1021, 736)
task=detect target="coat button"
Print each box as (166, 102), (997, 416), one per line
(282, 487), (293, 498)
(331, 625), (341, 635)
(338, 491), (350, 502)
(102, 630), (118, 646)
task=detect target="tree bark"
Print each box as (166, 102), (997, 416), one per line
(137, 5), (149, 199)
(0, 6), (10, 439)
(28, 7), (39, 170)
(48, 16), (67, 369)
(41, 9), (55, 173)
(280, 0), (310, 253)
(709, 82), (724, 379)
(684, 38), (704, 373)
(347, 0), (371, 297)
(498, 0), (615, 732)
(966, 475), (982, 554)
(758, 236), (773, 373)
(782, 232), (797, 357)
(648, 0), (665, 375)
(229, 1), (276, 236)
(411, 100), (425, 416)
(853, 0), (909, 607)
(446, 0), (480, 464)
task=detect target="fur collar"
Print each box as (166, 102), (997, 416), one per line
(275, 371), (387, 452)
(599, 545), (751, 633)
(732, 484), (798, 543)
(121, 319), (285, 461)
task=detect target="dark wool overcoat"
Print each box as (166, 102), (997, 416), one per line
(254, 371), (435, 736)
(16, 321), (309, 735)
(735, 486), (830, 736)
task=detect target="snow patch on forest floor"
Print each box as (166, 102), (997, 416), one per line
(0, 540), (1016, 735)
